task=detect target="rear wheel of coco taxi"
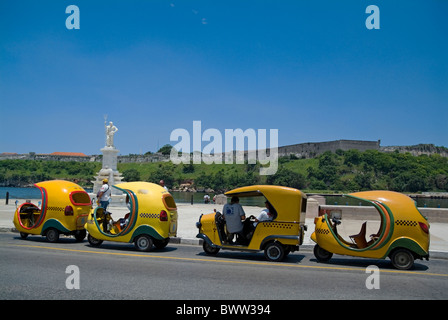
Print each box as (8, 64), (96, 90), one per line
(45, 228), (60, 243)
(134, 235), (154, 252)
(313, 244), (333, 262)
(203, 241), (220, 255)
(390, 248), (415, 270)
(88, 234), (103, 247)
(264, 242), (285, 262)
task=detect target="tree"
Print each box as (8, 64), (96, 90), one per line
(344, 149), (362, 166)
(182, 163), (195, 174)
(434, 174), (448, 191)
(267, 167), (305, 189)
(147, 163), (175, 187)
(157, 144), (173, 155)
(122, 168), (141, 182)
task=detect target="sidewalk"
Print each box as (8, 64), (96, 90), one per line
(1, 200), (448, 259)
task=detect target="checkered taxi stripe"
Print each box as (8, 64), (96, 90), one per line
(395, 220), (418, 227)
(139, 213), (160, 219)
(263, 222), (293, 230)
(47, 206), (64, 212)
(315, 228), (330, 235)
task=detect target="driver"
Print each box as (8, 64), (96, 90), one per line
(222, 196), (246, 244)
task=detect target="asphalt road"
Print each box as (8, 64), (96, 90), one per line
(1, 232), (448, 301)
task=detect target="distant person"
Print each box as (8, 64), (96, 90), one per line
(204, 194), (210, 204)
(222, 196), (246, 244)
(97, 178), (111, 210)
(159, 180), (169, 191)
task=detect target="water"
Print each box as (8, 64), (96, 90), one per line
(0, 187), (265, 206)
(1, 187), (447, 208)
(173, 191), (265, 206)
(1, 187), (43, 200)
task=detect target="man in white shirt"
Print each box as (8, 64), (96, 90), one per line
(97, 178), (111, 210)
(159, 180), (169, 191)
(222, 196), (246, 244)
(245, 201), (276, 240)
(253, 201), (275, 227)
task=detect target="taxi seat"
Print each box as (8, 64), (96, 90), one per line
(349, 222), (368, 249)
(19, 204), (41, 227)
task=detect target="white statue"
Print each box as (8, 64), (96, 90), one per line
(105, 121), (118, 148)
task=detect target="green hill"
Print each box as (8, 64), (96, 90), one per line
(1, 149), (447, 193)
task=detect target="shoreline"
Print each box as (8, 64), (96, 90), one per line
(2, 186), (448, 200)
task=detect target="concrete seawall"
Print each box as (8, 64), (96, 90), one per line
(314, 204), (448, 223)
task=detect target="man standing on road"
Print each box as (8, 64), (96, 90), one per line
(97, 178), (111, 210)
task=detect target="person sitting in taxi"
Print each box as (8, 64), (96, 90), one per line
(222, 196), (246, 244)
(245, 201), (276, 240)
(118, 195), (131, 229)
(254, 201), (275, 226)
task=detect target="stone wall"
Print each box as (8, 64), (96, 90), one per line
(117, 154), (170, 163)
(2, 140), (447, 164)
(313, 204), (448, 223)
(278, 139), (381, 158)
(380, 144), (448, 157)
(0, 153), (94, 162)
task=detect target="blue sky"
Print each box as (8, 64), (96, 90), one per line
(1, 0), (447, 156)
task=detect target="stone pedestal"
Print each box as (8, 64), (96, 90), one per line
(90, 147), (126, 204)
(101, 147), (119, 171)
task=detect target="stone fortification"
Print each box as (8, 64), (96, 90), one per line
(278, 139), (381, 158)
(2, 140), (447, 164)
(380, 144), (448, 157)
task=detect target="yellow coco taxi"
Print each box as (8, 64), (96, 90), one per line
(13, 180), (91, 242)
(85, 182), (178, 251)
(196, 185), (308, 262)
(311, 190), (430, 270)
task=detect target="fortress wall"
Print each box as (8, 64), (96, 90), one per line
(2, 140), (447, 164)
(117, 154), (170, 163)
(0, 154), (94, 162)
(278, 139), (381, 158)
(381, 145), (448, 157)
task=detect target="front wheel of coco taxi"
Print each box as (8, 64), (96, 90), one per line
(203, 241), (220, 255)
(74, 229), (87, 242)
(88, 234), (103, 247)
(154, 238), (170, 250)
(135, 235), (154, 252)
(313, 244), (333, 262)
(264, 242), (285, 262)
(20, 232), (29, 239)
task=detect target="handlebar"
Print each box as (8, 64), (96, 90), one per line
(331, 217), (341, 225)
